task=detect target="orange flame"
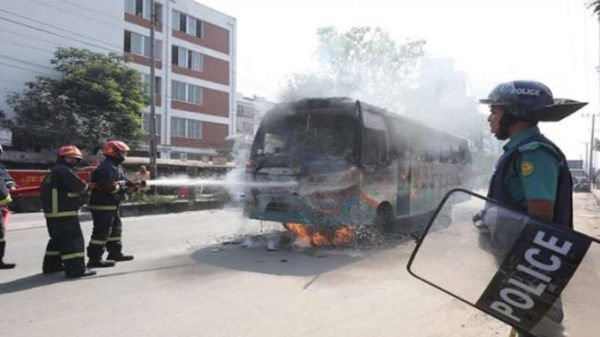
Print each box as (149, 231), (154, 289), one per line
(332, 226), (355, 245)
(287, 222), (311, 247)
(285, 223), (355, 247)
(311, 232), (331, 246)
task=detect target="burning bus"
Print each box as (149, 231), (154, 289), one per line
(244, 97), (471, 241)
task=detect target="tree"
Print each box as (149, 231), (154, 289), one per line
(5, 47), (145, 152)
(279, 26), (426, 113)
(590, 1), (600, 19)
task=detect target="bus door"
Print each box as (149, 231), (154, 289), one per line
(360, 112), (395, 209)
(396, 157), (410, 215)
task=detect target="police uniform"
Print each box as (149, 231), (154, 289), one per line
(86, 157), (132, 265)
(40, 160), (89, 277)
(488, 126), (573, 228)
(0, 165), (15, 269)
(480, 80), (582, 337)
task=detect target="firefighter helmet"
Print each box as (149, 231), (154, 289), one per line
(102, 140), (130, 158)
(58, 145), (83, 160)
(480, 80), (587, 122)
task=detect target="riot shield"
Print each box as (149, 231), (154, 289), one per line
(407, 188), (599, 337)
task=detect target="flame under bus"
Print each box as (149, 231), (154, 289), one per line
(244, 97), (471, 235)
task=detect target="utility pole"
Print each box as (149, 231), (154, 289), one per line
(149, 0), (158, 180)
(589, 114), (596, 191)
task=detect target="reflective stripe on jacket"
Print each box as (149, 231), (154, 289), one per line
(41, 162), (87, 218)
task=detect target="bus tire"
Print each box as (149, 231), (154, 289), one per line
(375, 203), (394, 234)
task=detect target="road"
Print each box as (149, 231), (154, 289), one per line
(1, 193), (598, 337)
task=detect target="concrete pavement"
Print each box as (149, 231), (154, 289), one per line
(0, 193), (598, 337)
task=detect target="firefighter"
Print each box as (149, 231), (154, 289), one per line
(41, 145), (96, 278)
(480, 80), (586, 337)
(0, 145), (16, 269)
(86, 140), (136, 268)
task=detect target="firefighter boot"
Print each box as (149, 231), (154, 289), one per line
(66, 269), (97, 279)
(0, 261), (16, 269)
(42, 252), (64, 274)
(87, 259), (115, 268)
(106, 253), (134, 262)
(87, 244), (115, 268)
(42, 264), (64, 274)
(0, 242), (16, 269)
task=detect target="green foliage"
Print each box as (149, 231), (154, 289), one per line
(279, 26), (426, 112)
(5, 47), (145, 152)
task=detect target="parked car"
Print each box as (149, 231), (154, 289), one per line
(571, 169), (590, 192)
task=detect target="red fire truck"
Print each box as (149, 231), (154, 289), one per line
(8, 167), (95, 212)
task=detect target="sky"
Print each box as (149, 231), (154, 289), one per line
(201, 0), (600, 161)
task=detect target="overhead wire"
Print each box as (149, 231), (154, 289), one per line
(0, 5), (230, 111)
(0, 8), (123, 53)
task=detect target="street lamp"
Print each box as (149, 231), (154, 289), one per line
(582, 113), (599, 190)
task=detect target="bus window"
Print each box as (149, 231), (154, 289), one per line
(362, 128), (388, 166)
(263, 133), (286, 154)
(251, 112), (358, 171)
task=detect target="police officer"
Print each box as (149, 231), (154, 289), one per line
(86, 140), (135, 268)
(41, 145), (96, 278)
(480, 80), (586, 337)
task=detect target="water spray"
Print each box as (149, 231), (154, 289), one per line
(143, 177), (297, 189)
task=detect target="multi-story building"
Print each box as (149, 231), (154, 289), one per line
(235, 93), (274, 137)
(0, 0), (236, 160)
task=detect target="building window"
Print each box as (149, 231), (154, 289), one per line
(125, 0), (136, 14)
(171, 46), (203, 71)
(187, 84), (202, 104)
(171, 80), (187, 102)
(124, 31), (162, 59)
(187, 120), (202, 139)
(171, 117), (187, 137)
(142, 74), (162, 96)
(171, 80), (203, 104)
(177, 47), (187, 68)
(125, 0), (163, 24)
(142, 113), (162, 135)
(190, 51), (203, 71)
(172, 10), (202, 38)
(171, 117), (203, 139)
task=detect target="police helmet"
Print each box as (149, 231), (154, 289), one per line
(480, 80), (587, 122)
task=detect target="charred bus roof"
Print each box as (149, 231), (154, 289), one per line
(260, 97), (358, 127)
(260, 96), (468, 147)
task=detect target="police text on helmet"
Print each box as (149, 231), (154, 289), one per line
(511, 88), (540, 96)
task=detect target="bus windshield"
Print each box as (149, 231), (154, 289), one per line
(252, 112), (357, 172)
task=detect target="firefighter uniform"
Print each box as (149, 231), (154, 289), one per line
(0, 165), (15, 269)
(87, 142), (134, 266)
(41, 148), (95, 278)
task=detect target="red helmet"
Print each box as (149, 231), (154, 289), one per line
(102, 140), (130, 158)
(58, 145), (83, 160)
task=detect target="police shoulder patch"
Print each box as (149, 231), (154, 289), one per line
(520, 161), (534, 176)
